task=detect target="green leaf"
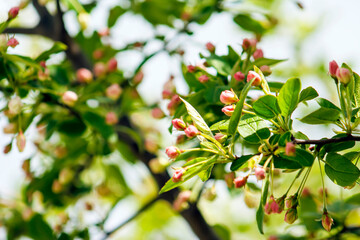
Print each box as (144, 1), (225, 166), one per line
(210, 120), (229, 131)
(268, 82), (284, 92)
(325, 153), (360, 187)
(58, 118), (86, 137)
(323, 134), (355, 152)
(299, 87), (318, 102)
(27, 214), (55, 240)
(36, 42), (67, 62)
(181, 63), (206, 91)
(345, 193), (360, 205)
(233, 14), (266, 34)
(83, 112), (114, 138)
(230, 155), (254, 171)
(253, 58), (286, 67)
(278, 78), (301, 117)
(180, 97), (212, 136)
(279, 149), (314, 167)
(6, 54), (40, 69)
(200, 141), (220, 152)
(253, 95), (280, 119)
(228, 79), (254, 135)
(300, 107), (340, 124)
(353, 72), (360, 110)
(198, 164), (214, 181)
(108, 6), (126, 27)
(183, 157), (208, 167)
(316, 98), (341, 111)
(237, 116), (270, 143)
(256, 177), (269, 234)
(204, 55), (232, 76)
(273, 155), (302, 169)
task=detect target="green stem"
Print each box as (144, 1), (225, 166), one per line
(285, 169), (304, 196)
(317, 155), (327, 210)
(199, 133), (227, 157)
(183, 148), (218, 154)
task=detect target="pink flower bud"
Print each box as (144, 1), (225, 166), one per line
(173, 190), (191, 211)
(133, 71), (144, 85)
(247, 71), (261, 86)
(94, 62), (107, 77)
(255, 167), (266, 180)
(93, 49), (104, 60)
(172, 168), (185, 182)
(172, 118), (186, 130)
(151, 107), (165, 119)
(184, 125), (199, 138)
(167, 94), (181, 115)
(62, 91), (78, 106)
(220, 90), (238, 105)
(76, 68), (93, 83)
(336, 67), (352, 86)
(222, 105), (235, 116)
(214, 133), (226, 143)
(285, 142), (296, 156)
(3, 123), (17, 134)
(329, 60), (339, 78)
(8, 7), (19, 19)
(38, 67), (49, 81)
(106, 84), (122, 100)
(105, 112), (118, 125)
(198, 75), (209, 83)
(322, 211), (333, 232)
(7, 38), (19, 48)
(302, 187), (311, 197)
(242, 38), (257, 51)
(260, 65), (272, 76)
(276, 196), (285, 213)
(265, 195), (280, 215)
(16, 131), (26, 152)
(40, 61), (46, 68)
(3, 143), (12, 154)
(234, 71), (245, 81)
(224, 172), (235, 188)
(145, 138), (158, 153)
(8, 96), (22, 115)
(162, 90), (174, 99)
(107, 58), (118, 72)
(205, 42), (215, 53)
(187, 65), (196, 73)
(176, 134), (187, 144)
(165, 146), (181, 159)
(285, 194), (298, 209)
(268, 236), (278, 240)
(253, 49), (264, 60)
(234, 176), (248, 188)
(270, 198), (280, 213)
(284, 207), (298, 224)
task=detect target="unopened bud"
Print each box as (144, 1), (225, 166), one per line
(133, 71), (144, 85)
(222, 105), (235, 116)
(220, 90), (238, 105)
(173, 190), (191, 211)
(198, 75), (209, 83)
(16, 131), (26, 152)
(247, 71), (261, 86)
(255, 167), (266, 180)
(214, 133), (226, 143)
(253, 49), (264, 60)
(76, 68), (93, 83)
(260, 65), (272, 76)
(242, 38), (257, 51)
(284, 207), (298, 224)
(8, 7), (20, 20)
(151, 107), (165, 119)
(172, 168), (185, 182)
(3, 143), (12, 154)
(62, 91), (78, 106)
(224, 172), (235, 188)
(165, 146), (181, 159)
(3, 123), (17, 134)
(187, 65), (196, 73)
(336, 67), (352, 86)
(275, 195), (285, 213)
(322, 211), (333, 232)
(234, 71), (245, 81)
(205, 42), (215, 53)
(233, 175), (248, 188)
(106, 84), (122, 100)
(184, 125), (198, 138)
(329, 60), (339, 79)
(105, 112), (118, 125)
(93, 49), (104, 60)
(52, 180), (63, 193)
(107, 58), (118, 72)
(167, 95), (181, 116)
(59, 168), (74, 184)
(94, 62), (107, 77)
(85, 202), (93, 211)
(172, 118), (186, 130)
(8, 96), (22, 115)
(285, 142), (296, 156)
(285, 194), (298, 209)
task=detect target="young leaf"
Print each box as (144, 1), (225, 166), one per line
(299, 86), (318, 103)
(278, 78), (301, 117)
(210, 120), (229, 131)
(253, 95), (280, 119)
(237, 116), (270, 143)
(36, 42), (68, 62)
(316, 98), (341, 111)
(253, 58), (286, 67)
(353, 72), (360, 110)
(325, 153), (360, 187)
(228, 79), (254, 135)
(204, 55), (232, 76)
(233, 14), (266, 34)
(256, 176), (270, 234)
(180, 97), (213, 136)
(230, 155), (254, 171)
(300, 107), (340, 124)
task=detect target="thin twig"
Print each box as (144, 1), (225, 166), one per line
(293, 135), (360, 146)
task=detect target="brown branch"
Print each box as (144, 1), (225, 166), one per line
(293, 135), (360, 146)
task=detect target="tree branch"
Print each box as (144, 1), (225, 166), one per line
(293, 135), (360, 146)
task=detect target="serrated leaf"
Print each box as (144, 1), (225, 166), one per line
(180, 97), (212, 136)
(325, 153), (360, 187)
(253, 95), (280, 119)
(278, 78), (301, 117)
(300, 107), (340, 124)
(228, 79), (254, 135)
(299, 86), (318, 102)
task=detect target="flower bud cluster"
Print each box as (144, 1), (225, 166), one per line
(220, 89), (238, 117)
